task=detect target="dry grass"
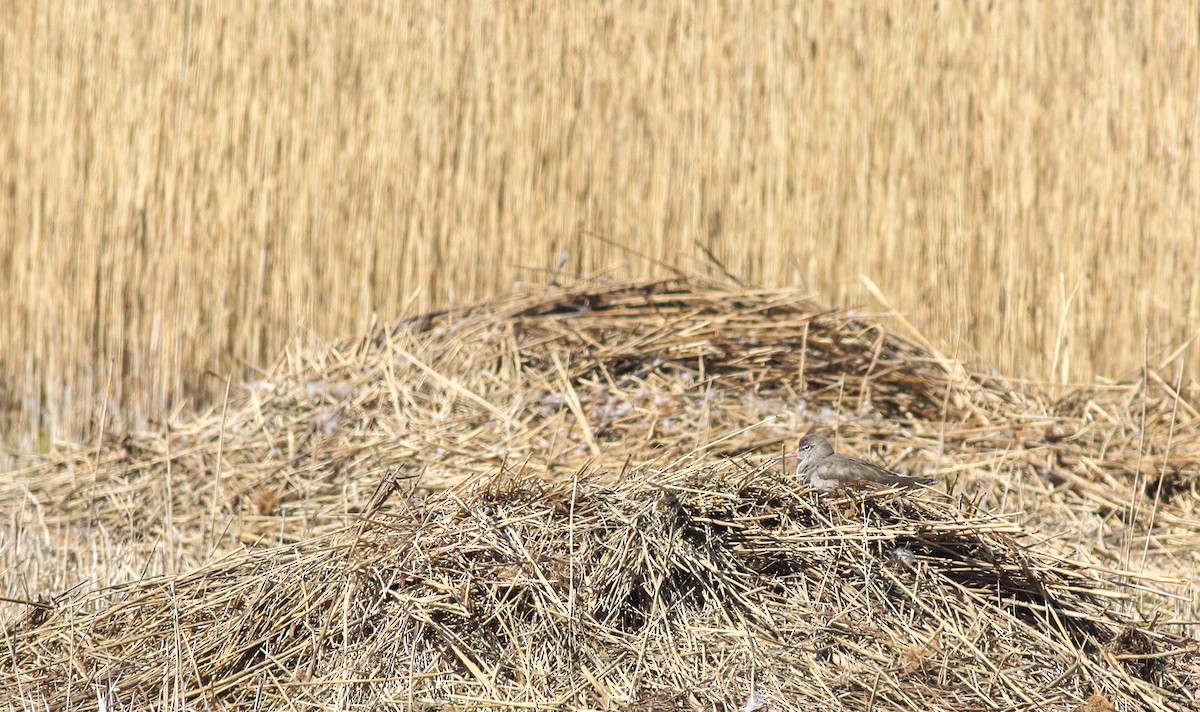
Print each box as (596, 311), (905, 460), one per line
(5, 466), (1198, 711)
(2, 1), (1199, 445)
(1, 277), (1197, 709)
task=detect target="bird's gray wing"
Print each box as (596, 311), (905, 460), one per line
(847, 456), (933, 488)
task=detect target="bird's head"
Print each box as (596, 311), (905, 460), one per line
(782, 433), (834, 468)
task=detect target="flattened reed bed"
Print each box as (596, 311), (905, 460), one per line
(3, 463), (1196, 711)
(2, 278), (1197, 577)
(1, 277), (1198, 710)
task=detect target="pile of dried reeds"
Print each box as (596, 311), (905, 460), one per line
(4, 461), (1197, 710)
(5, 278), (1197, 553)
(1, 276), (1198, 708)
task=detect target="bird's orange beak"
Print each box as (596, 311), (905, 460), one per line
(781, 449), (799, 460)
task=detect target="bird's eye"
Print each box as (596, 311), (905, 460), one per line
(801, 444), (811, 451)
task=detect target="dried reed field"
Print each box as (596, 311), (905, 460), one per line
(2, 1), (1200, 445)
(3, 1), (1200, 709)
(1, 277), (1197, 710)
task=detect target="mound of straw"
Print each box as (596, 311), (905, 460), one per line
(5, 278), (1197, 556)
(5, 460), (1198, 711)
(1, 275), (1198, 708)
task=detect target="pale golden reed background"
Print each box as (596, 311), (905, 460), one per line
(1, 1), (1198, 446)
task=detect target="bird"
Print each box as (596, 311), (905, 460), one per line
(783, 433), (934, 492)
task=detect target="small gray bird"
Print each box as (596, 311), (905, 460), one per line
(783, 433), (934, 492)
